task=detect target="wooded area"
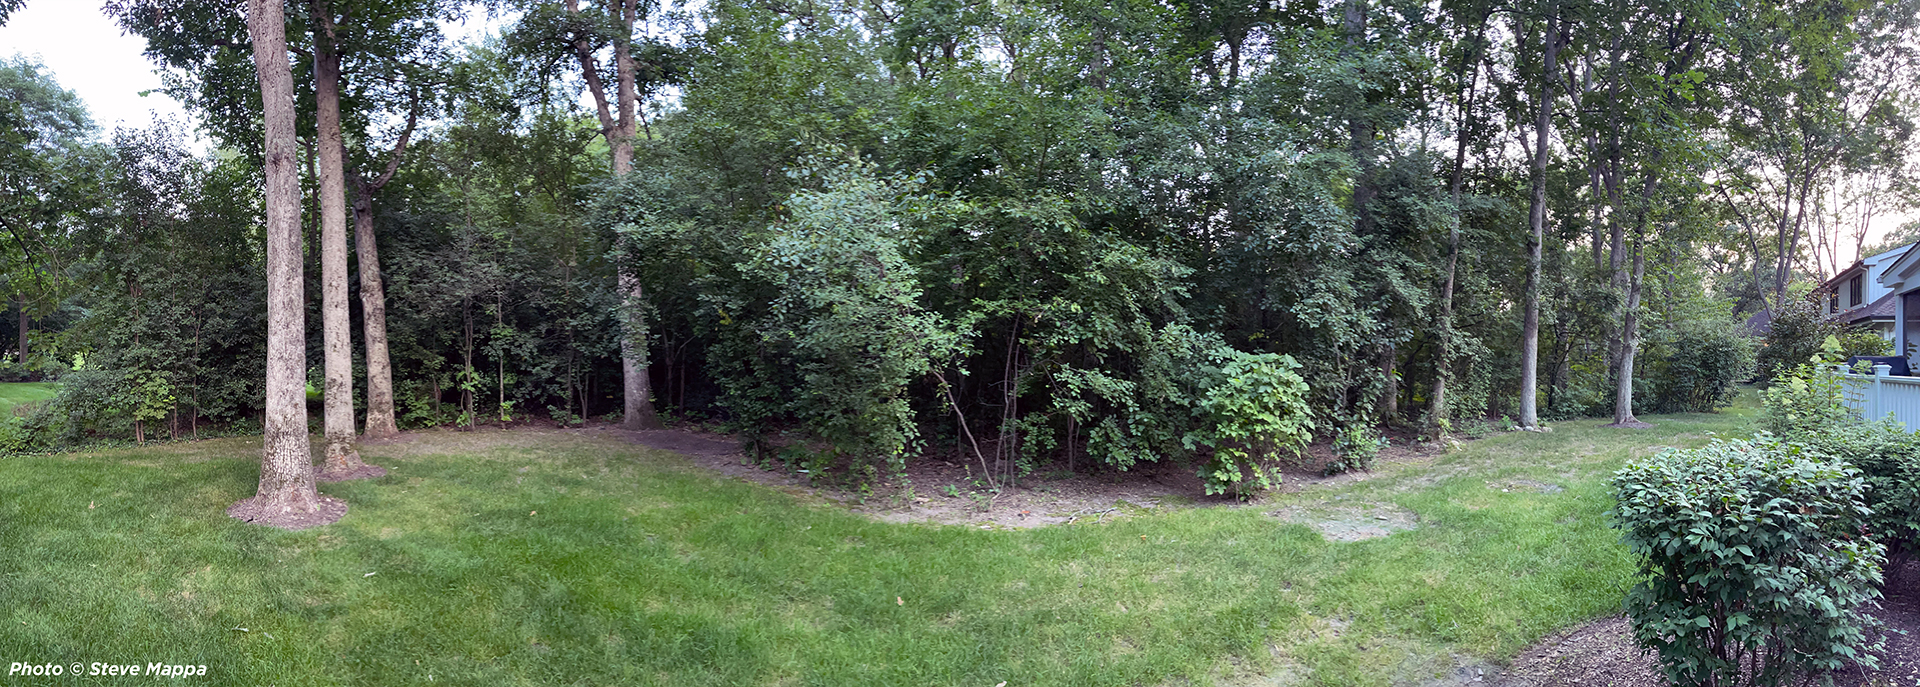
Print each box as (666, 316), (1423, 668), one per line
(3, 0), (1917, 514)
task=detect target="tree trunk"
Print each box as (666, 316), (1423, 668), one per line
(1430, 16), (1489, 433)
(596, 0), (660, 430)
(1519, 9), (1562, 431)
(309, 1), (364, 476)
(13, 293), (23, 366)
(1612, 233), (1648, 427)
(353, 184), (399, 437)
(231, 0), (338, 529)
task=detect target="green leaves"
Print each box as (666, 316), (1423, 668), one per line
(1185, 349), (1314, 496)
(1611, 436), (1885, 686)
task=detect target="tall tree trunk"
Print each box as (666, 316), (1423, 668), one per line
(564, 0), (660, 430)
(1612, 231), (1649, 426)
(1519, 9), (1562, 431)
(231, 0), (339, 529)
(353, 188), (398, 437)
(309, 1), (365, 477)
(346, 92), (417, 440)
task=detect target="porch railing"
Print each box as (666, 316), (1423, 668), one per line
(1832, 363), (1920, 428)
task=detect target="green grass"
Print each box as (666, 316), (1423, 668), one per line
(0, 403), (1758, 686)
(0, 381), (57, 417)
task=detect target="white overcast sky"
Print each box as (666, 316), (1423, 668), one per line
(0, 1), (191, 130)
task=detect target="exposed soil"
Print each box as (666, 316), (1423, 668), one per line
(606, 424), (1455, 530)
(225, 494), (348, 531)
(1268, 503), (1419, 542)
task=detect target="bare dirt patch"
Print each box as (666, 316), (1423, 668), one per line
(1268, 503), (1419, 541)
(593, 423), (1468, 529)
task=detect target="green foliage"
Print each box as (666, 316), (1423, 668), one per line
(1757, 361), (1856, 439)
(1834, 329), (1892, 358)
(1185, 350), (1314, 496)
(1643, 320), (1759, 413)
(1611, 436), (1884, 686)
(1760, 363), (1920, 566)
(727, 164), (952, 477)
(1326, 424), (1388, 475)
(1757, 296), (1845, 384)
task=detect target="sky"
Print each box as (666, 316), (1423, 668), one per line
(0, 1), (1912, 273)
(0, 1), (191, 131)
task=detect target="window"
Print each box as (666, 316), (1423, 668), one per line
(1851, 275), (1864, 306)
(1832, 292), (1840, 312)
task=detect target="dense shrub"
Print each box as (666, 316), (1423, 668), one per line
(1835, 329), (1893, 358)
(1611, 436), (1884, 686)
(1756, 296), (1845, 384)
(1762, 362), (1920, 567)
(1644, 320), (1758, 413)
(1183, 350), (1315, 495)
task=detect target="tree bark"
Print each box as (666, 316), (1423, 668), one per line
(353, 185), (398, 437)
(1519, 8), (1563, 431)
(348, 93), (418, 439)
(13, 293), (23, 365)
(1611, 231), (1649, 427)
(566, 0), (660, 430)
(309, 0), (364, 474)
(233, 0), (336, 529)
(1430, 15), (1488, 433)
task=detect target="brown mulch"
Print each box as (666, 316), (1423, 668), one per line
(1490, 559), (1920, 687)
(225, 494), (347, 531)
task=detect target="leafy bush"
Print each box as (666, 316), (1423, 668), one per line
(1644, 320), (1758, 413)
(1835, 328), (1892, 358)
(1757, 360), (1856, 439)
(1611, 436), (1884, 686)
(1756, 296), (1844, 384)
(1761, 362), (1920, 568)
(1184, 350), (1315, 496)
(1325, 424), (1387, 475)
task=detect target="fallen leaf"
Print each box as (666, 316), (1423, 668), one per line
(530, 511), (537, 516)
(363, 572), (377, 577)
(896, 596), (904, 606)
(88, 501), (95, 509)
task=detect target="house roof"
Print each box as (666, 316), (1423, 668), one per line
(1836, 291), (1897, 324)
(1744, 309), (1773, 336)
(1880, 243), (1920, 293)
(1817, 259), (1868, 294)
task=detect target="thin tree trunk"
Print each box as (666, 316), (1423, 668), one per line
(1519, 9), (1562, 431)
(309, 0), (363, 475)
(13, 293), (23, 366)
(232, 0), (335, 529)
(1429, 16), (1487, 433)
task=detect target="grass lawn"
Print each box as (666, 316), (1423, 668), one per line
(0, 403), (1756, 686)
(0, 382), (57, 417)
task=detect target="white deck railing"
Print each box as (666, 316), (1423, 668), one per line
(1832, 364), (1920, 428)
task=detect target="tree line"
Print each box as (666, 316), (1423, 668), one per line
(2, 0), (1916, 515)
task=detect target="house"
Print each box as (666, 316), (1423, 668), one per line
(1871, 242), (1920, 364)
(1820, 244), (1914, 340)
